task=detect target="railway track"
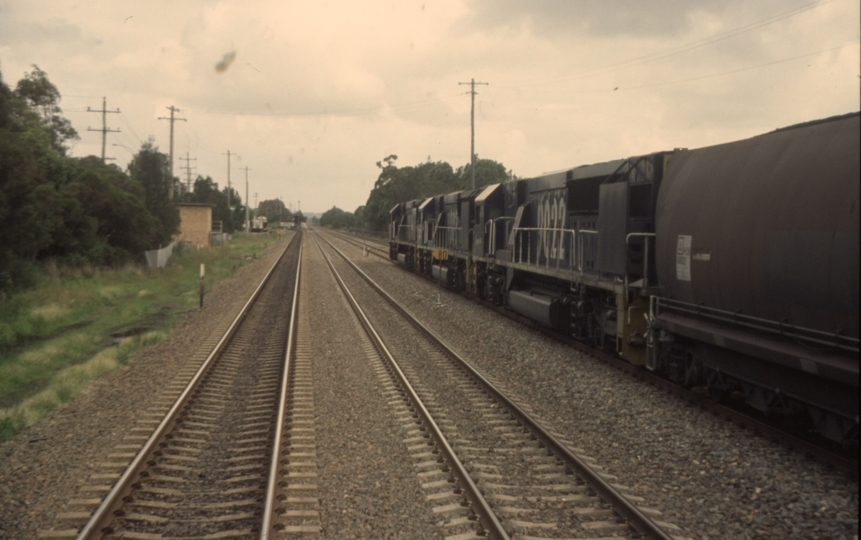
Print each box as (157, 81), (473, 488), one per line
(322, 228), (389, 259)
(321, 228), (858, 477)
(72, 234), (303, 539)
(313, 231), (684, 540)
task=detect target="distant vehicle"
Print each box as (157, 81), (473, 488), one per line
(251, 216), (268, 232)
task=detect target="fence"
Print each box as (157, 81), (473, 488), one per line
(144, 240), (177, 269)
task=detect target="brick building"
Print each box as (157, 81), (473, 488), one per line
(176, 203), (214, 248)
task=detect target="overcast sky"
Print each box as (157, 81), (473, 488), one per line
(1, 0), (858, 215)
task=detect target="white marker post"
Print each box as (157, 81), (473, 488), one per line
(200, 264), (205, 308)
(432, 248), (448, 307)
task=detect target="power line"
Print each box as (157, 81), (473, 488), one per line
(118, 111), (143, 145)
(179, 152), (197, 194)
(531, 42), (856, 96)
(199, 91), (464, 119)
(613, 43), (856, 92)
(496, 0), (837, 90)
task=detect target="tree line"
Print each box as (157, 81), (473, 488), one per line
(0, 66), (259, 293)
(320, 155), (514, 232)
(1, 65), (512, 292)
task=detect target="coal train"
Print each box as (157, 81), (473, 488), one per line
(389, 113), (859, 447)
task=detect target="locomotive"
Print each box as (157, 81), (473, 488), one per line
(389, 113), (859, 447)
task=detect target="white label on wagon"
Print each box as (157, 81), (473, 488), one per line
(676, 235), (692, 282)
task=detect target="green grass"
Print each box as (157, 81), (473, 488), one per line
(0, 233), (287, 441)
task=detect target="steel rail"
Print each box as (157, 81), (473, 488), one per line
(76, 234), (299, 539)
(462, 290), (860, 477)
(321, 227), (389, 259)
(312, 234), (510, 540)
(336, 229), (858, 477)
(260, 238), (303, 538)
(318, 233), (677, 540)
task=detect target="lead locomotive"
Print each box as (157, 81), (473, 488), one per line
(389, 113), (859, 447)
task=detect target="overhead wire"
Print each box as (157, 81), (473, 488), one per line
(199, 91), (464, 119)
(617, 42), (858, 92)
(194, 1), (848, 118)
(494, 0), (837, 89)
(118, 111), (143, 145)
(527, 41), (858, 95)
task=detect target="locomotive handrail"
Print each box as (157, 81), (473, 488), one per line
(512, 226), (578, 271)
(486, 217), (515, 256)
(434, 225), (462, 252)
(577, 229), (598, 272)
(396, 223), (412, 242)
(655, 297), (859, 354)
(625, 232), (656, 297)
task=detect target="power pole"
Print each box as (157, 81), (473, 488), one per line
(158, 106), (186, 200)
(87, 97), (120, 163)
(222, 150), (236, 208)
(179, 152), (197, 195)
(254, 192), (258, 209)
(241, 166), (251, 236)
(458, 78), (489, 190)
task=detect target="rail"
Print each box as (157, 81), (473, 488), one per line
(77, 235), (300, 540)
(314, 234), (509, 539)
(260, 239), (303, 539)
(319, 233), (676, 540)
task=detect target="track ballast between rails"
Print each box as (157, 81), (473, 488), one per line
(314, 231), (682, 540)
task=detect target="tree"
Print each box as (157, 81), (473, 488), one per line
(42, 157), (163, 265)
(14, 65), (79, 153)
(360, 156), (514, 232)
(455, 158), (512, 190)
(222, 185), (243, 233)
(353, 205), (366, 228)
(184, 175), (237, 233)
(257, 199), (292, 226)
(363, 158), (457, 232)
(0, 70), (72, 288)
(1, 68), (171, 292)
(320, 206), (356, 229)
(128, 138), (180, 246)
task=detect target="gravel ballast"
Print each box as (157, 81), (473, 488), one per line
(303, 238), (446, 539)
(0, 235), (293, 539)
(324, 232), (859, 540)
(2, 229), (856, 540)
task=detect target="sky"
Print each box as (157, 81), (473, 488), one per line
(1, 0), (858, 215)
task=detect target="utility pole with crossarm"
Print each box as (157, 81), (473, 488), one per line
(87, 97), (120, 163)
(158, 106), (186, 200)
(458, 78), (489, 190)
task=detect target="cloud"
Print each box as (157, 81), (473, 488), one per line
(461, 0), (819, 37)
(0, 0), (856, 214)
